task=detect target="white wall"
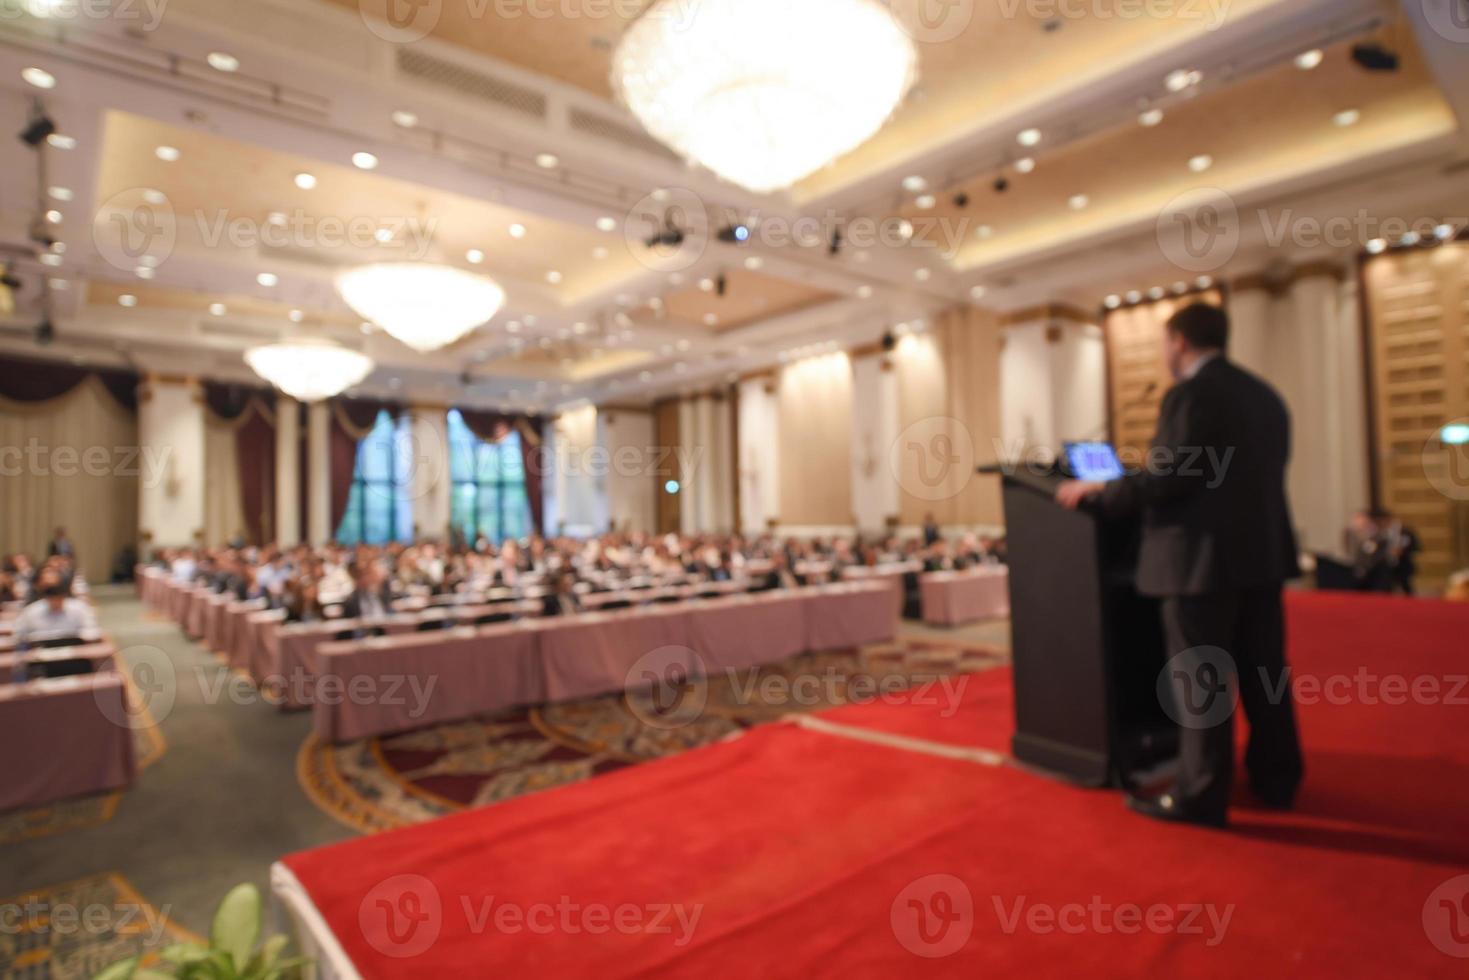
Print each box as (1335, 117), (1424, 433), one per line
(850, 353), (900, 533)
(999, 319), (1107, 457)
(545, 405), (603, 537)
(600, 409), (656, 534)
(139, 378), (205, 548)
(737, 378), (780, 533)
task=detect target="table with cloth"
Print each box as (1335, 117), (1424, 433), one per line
(919, 566), (1011, 626)
(0, 671), (136, 811)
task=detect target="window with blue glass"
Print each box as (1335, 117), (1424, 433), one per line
(336, 411), (415, 545)
(448, 410), (532, 545)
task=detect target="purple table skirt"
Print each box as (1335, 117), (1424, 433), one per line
(920, 568), (1011, 626)
(0, 672), (136, 811)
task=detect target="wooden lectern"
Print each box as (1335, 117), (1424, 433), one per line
(980, 464), (1173, 787)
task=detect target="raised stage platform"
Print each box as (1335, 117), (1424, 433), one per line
(274, 591), (1469, 977)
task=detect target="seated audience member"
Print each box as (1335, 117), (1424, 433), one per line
(47, 526), (75, 560)
(542, 570), (585, 617)
(282, 577), (328, 624)
(13, 572), (97, 648)
(340, 562), (398, 620)
(756, 552), (800, 592)
(922, 512), (942, 547)
(1346, 508), (1421, 594)
(0, 572), (17, 604)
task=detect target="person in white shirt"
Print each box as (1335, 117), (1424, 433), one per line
(14, 576), (98, 647)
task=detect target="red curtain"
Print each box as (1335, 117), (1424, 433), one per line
(0, 353), (138, 409)
(459, 410), (546, 536)
(236, 408), (276, 546)
(329, 398), (399, 538)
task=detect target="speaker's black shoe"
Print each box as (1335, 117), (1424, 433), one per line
(1125, 791), (1227, 828)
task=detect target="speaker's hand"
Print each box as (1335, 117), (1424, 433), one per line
(1055, 480), (1105, 510)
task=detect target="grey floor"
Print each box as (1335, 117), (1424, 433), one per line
(0, 590), (1012, 936)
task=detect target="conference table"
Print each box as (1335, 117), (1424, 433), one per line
(311, 580), (898, 743)
(919, 566), (1011, 626)
(0, 671), (137, 811)
(0, 641), (117, 684)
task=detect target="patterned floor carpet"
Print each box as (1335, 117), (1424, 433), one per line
(299, 638), (1007, 833)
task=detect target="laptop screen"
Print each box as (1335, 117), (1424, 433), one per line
(1064, 442), (1126, 482)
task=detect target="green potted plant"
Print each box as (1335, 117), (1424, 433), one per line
(94, 883), (309, 980)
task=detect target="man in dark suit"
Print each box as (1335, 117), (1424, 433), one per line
(340, 563), (398, 620)
(1056, 303), (1303, 826)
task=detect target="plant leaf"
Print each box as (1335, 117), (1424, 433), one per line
(244, 933), (288, 975)
(132, 971), (178, 980)
(91, 957), (138, 980)
(210, 883), (262, 972)
(160, 943), (211, 965)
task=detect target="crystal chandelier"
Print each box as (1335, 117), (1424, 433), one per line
(245, 340), (374, 402)
(336, 263), (506, 353)
(612, 0), (917, 194)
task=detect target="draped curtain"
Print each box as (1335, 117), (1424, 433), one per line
(203, 382), (277, 546)
(458, 409), (546, 535)
(330, 398), (399, 537)
(0, 373), (140, 583)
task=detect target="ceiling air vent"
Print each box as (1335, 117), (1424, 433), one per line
(568, 107), (681, 162)
(396, 48), (547, 119)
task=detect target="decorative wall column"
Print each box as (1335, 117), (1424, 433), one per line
(306, 400), (331, 546)
(409, 406), (451, 540)
(850, 351), (900, 533)
(274, 394), (300, 547)
(138, 375), (206, 549)
(1225, 282), (1272, 378)
(736, 375), (780, 533)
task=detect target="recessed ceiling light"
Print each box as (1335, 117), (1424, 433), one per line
(207, 51), (240, 72)
(209, 303), (227, 316)
(143, 189), (166, 205)
(976, 224), (994, 239)
(1017, 128), (1042, 147)
(138, 255), (159, 268)
(592, 246), (609, 259)
(51, 241), (65, 254)
(744, 256), (763, 270)
(48, 278), (68, 290)
(1148, 286), (1165, 299)
(902, 175), (928, 193)
(288, 309), (304, 322)
(266, 211), (288, 226)
(45, 210), (62, 224)
(1333, 108), (1361, 127)
(970, 285), (987, 300)
(915, 194), (936, 209)
(1435, 223), (1456, 241)
(22, 67), (56, 89)
(1365, 238), (1387, 254)
(391, 110), (419, 128)
(1172, 281), (1188, 294)
(374, 228), (394, 243)
(1014, 157), (1035, 174)
(466, 248), (484, 264)
(1188, 154), (1213, 173)
(698, 277), (715, 292)
(352, 151), (378, 170)
(294, 172), (317, 189)
(257, 272), (278, 287)
(155, 145), (181, 162)
(118, 294), (137, 307)
(1068, 194), (1089, 210)
(915, 267), (932, 281)
(651, 188), (671, 202)
(506, 320), (522, 333)
(509, 223), (527, 239)
(1295, 49), (1324, 70)
(1139, 108), (1165, 127)
(1400, 231), (1421, 247)
(1104, 294), (1121, 308)
(546, 270), (563, 284)
(897, 219), (914, 240)
(47, 133), (76, 150)
(47, 186), (72, 201)
(40, 253), (62, 267)
(535, 153), (559, 169)
(702, 314), (718, 326)
(1195, 276), (1213, 289)
(573, 321), (589, 334)
(856, 285), (873, 298)
(1165, 69), (1201, 93)
(1126, 290), (1142, 303)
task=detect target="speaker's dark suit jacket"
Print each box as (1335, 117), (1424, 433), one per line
(1099, 356), (1300, 596)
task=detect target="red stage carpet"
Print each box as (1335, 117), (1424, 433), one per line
(282, 592), (1469, 977)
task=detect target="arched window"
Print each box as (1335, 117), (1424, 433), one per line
(448, 410), (533, 545)
(336, 411), (415, 545)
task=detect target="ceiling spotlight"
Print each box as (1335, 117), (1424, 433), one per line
(1165, 69), (1201, 93)
(595, 216), (618, 233)
(207, 51), (240, 72)
(143, 189), (166, 205)
(1125, 290), (1142, 303)
(374, 228), (394, 243)
(1148, 286), (1165, 299)
(716, 273), (727, 296)
(969, 285), (986, 300)
(47, 186), (72, 201)
(744, 256), (763, 270)
(509, 223), (527, 239)
(1188, 154), (1213, 173)
(546, 270), (563, 284)
(1139, 107), (1165, 127)
(45, 209), (62, 224)
(1104, 294), (1121, 309)
(352, 151), (379, 170)
(1333, 108), (1360, 127)
(40, 253), (61, 267)
(976, 224), (993, 239)
(717, 223), (751, 243)
(294, 172), (317, 189)
(902, 175), (928, 193)
(535, 152), (560, 169)
(135, 266), (155, 280)
(257, 272), (278, 286)
(118, 294), (138, 307)
(1195, 276), (1213, 289)
(993, 176), (1010, 194)
(1068, 194), (1089, 210)
(1400, 231), (1420, 247)
(47, 133), (76, 150)
(1435, 223), (1456, 241)
(915, 194), (936, 209)
(1365, 238), (1387, 254)
(1017, 127), (1042, 147)
(915, 267), (931, 281)
(1172, 281), (1188, 294)
(698, 277), (715, 292)
(466, 248), (484, 264)
(1350, 42), (1399, 73)
(897, 219), (914, 240)
(953, 192), (970, 208)
(22, 67), (56, 89)
(209, 303), (227, 316)
(391, 110), (419, 128)
(1295, 49), (1324, 70)
(155, 145), (180, 162)
(1014, 157), (1036, 174)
